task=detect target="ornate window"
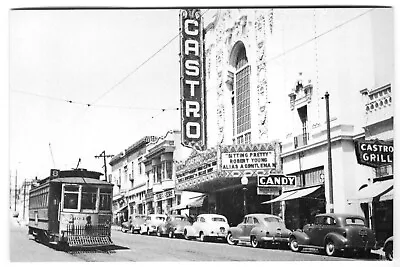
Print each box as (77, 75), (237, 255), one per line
(232, 43), (251, 144)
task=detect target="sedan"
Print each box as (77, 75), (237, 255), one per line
(157, 214), (192, 238)
(227, 213), (291, 248)
(289, 213), (376, 257)
(139, 214), (167, 235)
(183, 214), (229, 242)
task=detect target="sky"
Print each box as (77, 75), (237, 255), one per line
(8, 8), (188, 183)
(4, 0), (399, 188)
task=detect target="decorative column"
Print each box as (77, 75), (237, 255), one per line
(255, 10), (269, 141)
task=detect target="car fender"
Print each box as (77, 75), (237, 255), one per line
(290, 231), (311, 245)
(228, 226), (243, 239)
(383, 236), (393, 251)
(324, 232), (347, 249)
(184, 225), (196, 237)
(250, 226), (266, 241)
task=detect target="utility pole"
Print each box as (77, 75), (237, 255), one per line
(9, 171), (12, 209)
(23, 179), (26, 219)
(14, 169), (18, 212)
(325, 92), (334, 213)
(95, 151), (114, 182)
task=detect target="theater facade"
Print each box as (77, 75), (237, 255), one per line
(176, 8), (393, 233)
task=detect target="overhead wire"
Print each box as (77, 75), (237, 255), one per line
(12, 8), (370, 123)
(11, 89), (179, 111)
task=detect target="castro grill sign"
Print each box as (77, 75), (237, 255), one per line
(179, 9), (206, 151)
(354, 139), (393, 168)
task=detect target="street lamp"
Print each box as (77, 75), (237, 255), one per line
(241, 175), (249, 216)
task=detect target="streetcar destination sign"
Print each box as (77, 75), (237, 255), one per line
(179, 9), (206, 150)
(258, 174), (296, 187)
(354, 139), (393, 168)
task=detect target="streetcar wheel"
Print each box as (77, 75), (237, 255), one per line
(226, 232), (238, 245)
(325, 240), (337, 256)
(289, 238), (302, 252)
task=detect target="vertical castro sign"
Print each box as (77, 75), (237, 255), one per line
(180, 9), (206, 151)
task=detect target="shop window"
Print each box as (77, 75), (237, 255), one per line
(81, 186), (97, 210)
(63, 185), (79, 210)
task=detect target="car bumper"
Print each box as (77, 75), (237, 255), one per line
(174, 230), (185, 235)
(208, 232), (227, 238)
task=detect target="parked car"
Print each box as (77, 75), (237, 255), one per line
(139, 214), (167, 235)
(183, 214), (229, 242)
(121, 214), (146, 234)
(383, 236), (393, 261)
(121, 216), (132, 233)
(289, 213), (376, 257)
(226, 213), (291, 248)
(156, 214), (192, 238)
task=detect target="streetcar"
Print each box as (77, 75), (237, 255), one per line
(28, 168), (114, 249)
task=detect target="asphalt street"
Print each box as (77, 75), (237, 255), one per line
(9, 219), (385, 262)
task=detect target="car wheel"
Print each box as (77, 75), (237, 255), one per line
(251, 236), (260, 248)
(325, 240), (337, 256)
(226, 232), (238, 245)
(385, 242), (393, 261)
(289, 237), (302, 252)
(199, 232), (207, 242)
(184, 229), (190, 240)
(168, 231), (174, 238)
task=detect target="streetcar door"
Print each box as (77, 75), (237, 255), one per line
(49, 183), (62, 233)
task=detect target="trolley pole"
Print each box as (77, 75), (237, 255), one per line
(95, 151), (114, 182)
(325, 92), (334, 213)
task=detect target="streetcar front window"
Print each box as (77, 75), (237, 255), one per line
(99, 188), (112, 211)
(81, 186), (97, 210)
(64, 185), (79, 210)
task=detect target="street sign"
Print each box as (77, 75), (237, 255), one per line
(257, 174), (296, 187)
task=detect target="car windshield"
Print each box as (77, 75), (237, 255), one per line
(156, 217), (166, 221)
(211, 217), (226, 222)
(345, 217), (365, 226)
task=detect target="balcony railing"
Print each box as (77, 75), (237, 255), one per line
(294, 133), (309, 149)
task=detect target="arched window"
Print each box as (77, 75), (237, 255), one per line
(232, 43), (251, 144)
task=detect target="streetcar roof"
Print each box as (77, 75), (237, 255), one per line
(51, 177), (113, 186)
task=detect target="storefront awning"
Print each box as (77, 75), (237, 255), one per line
(262, 185), (321, 204)
(348, 179), (393, 203)
(171, 195), (206, 210)
(113, 205), (127, 214)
